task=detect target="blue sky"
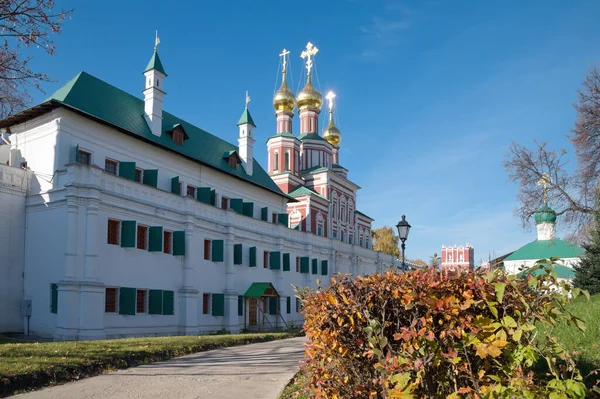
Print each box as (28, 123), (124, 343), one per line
(27, 0), (600, 262)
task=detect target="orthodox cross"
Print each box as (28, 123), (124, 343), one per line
(301, 42), (319, 75)
(537, 173), (551, 203)
(279, 48), (290, 72)
(326, 91), (336, 112)
(154, 30), (160, 51)
(245, 90), (251, 108)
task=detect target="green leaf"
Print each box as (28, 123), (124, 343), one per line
(380, 336), (388, 347)
(572, 317), (586, 332)
(582, 289), (590, 301)
(494, 282), (506, 304)
(502, 316), (517, 329)
(512, 328), (523, 342)
(486, 301), (498, 319)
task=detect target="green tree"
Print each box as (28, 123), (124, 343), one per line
(573, 222), (600, 294)
(371, 226), (400, 257)
(430, 252), (441, 268)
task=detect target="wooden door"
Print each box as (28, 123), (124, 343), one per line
(249, 298), (257, 325)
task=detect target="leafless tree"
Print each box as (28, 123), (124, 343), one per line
(505, 65), (600, 243)
(0, 0), (72, 119)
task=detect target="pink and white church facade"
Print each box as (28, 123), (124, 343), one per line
(267, 44), (373, 248)
(440, 244), (475, 271)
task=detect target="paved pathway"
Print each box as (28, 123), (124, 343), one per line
(15, 337), (306, 399)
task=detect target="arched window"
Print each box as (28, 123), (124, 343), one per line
(284, 151), (290, 171)
(274, 151), (279, 172)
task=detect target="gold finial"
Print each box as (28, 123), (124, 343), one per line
(154, 30), (160, 51)
(279, 48), (290, 73)
(301, 42), (319, 76)
(245, 90), (251, 108)
(537, 173), (551, 203)
(326, 91), (336, 113)
(322, 90), (342, 146)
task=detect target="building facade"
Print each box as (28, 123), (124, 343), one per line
(0, 42), (392, 340)
(440, 244), (474, 271)
(503, 203), (583, 279)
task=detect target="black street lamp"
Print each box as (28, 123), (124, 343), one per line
(396, 215), (411, 271)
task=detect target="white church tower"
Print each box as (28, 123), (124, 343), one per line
(237, 91), (256, 176)
(143, 32), (166, 137)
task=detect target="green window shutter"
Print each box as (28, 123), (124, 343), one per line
(162, 290), (174, 315)
(212, 240), (224, 262)
(197, 187), (212, 204)
(149, 226), (163, 252)
(121, 221), (136, 248)
(270, 251), (281, 270)
(119, 162), (136, 181)
(269, 297), (278, 315)
(300, 257), (310, 274)
(234, 244), (243, 265)
(286, 297), (291, 314)
(282, 253), (290, 271)
(50, 283), (58, 314)
(278, 213), (289, 227)
(230, 199), (243, 214)
(321, 260), (329, 276)
(142, 169), (158, 187)
(210, 189), (216, 206)
(238, 295), (244, 316)
(242, 202), (254, 217)
(149, 289), (163, 314)
(70, 144), (79, 163)
(249, 246), (257, 267)
(171, 176), (180, 194)
(261, 207), (268, 221)
(119, 287), (136, 315)
(212, 293), (225, 316)
(312, 258), (318, 275)
(173, 231), (185, 256)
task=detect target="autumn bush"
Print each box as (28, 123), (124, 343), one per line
(299, 260), (591, 398)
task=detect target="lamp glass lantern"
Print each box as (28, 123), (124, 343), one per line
(396, 215), (411, 242)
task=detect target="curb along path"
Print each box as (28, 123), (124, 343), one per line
(14, 337), (306, 399)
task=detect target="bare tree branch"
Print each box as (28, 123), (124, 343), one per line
(0, 0), (72, 119)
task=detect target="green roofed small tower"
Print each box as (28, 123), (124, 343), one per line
(143, 31), (166, 137)
(237, 91), (256, 176)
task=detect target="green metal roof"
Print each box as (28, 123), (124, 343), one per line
(355, 210), (374, 220)
(266, 131), (297, 141)
(237, 108), (256, 127)
(534, 203), (557, 224)
(299, 166), (329, 174)
(519, 263), (575, 279)
(504, 239), (583, 261)
(289, 185), (329, 201)
(244, 282), (279, 298)
(332, 163), (348, 171)
(144, 50), (167, 76)
(298, 132), (327, 142)
(37, 72), (287, 199)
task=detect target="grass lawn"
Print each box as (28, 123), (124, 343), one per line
(542, 293), (600, 388)
(0, 331), (300, 397)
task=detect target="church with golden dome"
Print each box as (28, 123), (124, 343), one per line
(267, 43), (373, 247)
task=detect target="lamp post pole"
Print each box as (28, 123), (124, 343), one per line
(396, 215), (411, 273)
(401, 239), (406, 271)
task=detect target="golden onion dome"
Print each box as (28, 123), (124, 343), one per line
(296, 74), (323, 110)
(322, 110), (342, 146)
(273, 71), (296, 112)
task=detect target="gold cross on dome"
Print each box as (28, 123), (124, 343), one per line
(301, 42), (319, 76)
(279, 48), (290, 72)
(537, 173), (551, 203)
(326, 91), (336, 111)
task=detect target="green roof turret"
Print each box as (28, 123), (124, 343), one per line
(144, 50), (167, 76)
(534, 203), (557, 224)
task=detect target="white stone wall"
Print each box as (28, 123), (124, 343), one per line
(504, 258), (580, 275)
(6, 110), (392, 340)
(0, 165), (31, 332)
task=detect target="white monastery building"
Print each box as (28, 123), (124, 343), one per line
(0, 41), (393, 340)
(503, 201), (583, 279)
